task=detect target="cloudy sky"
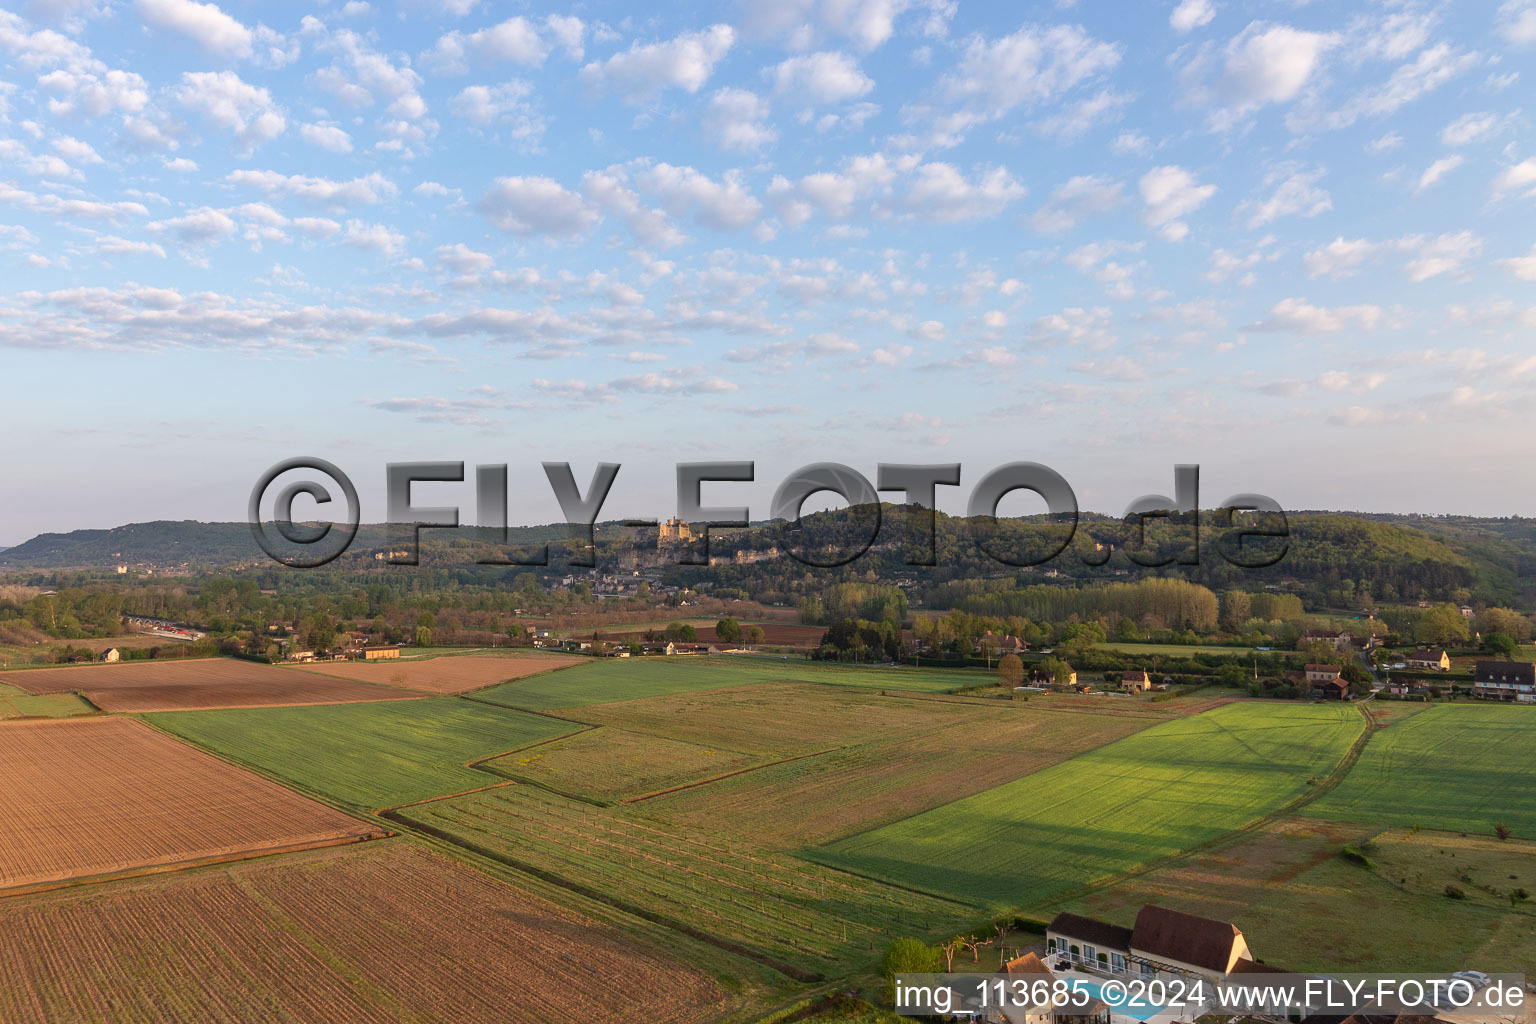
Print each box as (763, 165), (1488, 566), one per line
(2, 0), (1535, 541)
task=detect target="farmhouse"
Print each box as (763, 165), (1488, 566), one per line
(100, 648), (120, 663)
(1473, 660), (1536, 702)
(1303, 664), (1352, 701)
(1045, 905), (1254, 988)
(1405, 648), (1450, 672)
(1119, 670), (1151, 694)
(1301, 629), (1351, 651)
(978, 952), (1111, 1024)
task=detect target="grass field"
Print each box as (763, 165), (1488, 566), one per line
(0, 681), (93, 719)
(1091, 642), (1275, 658)
(570, 683), (1014, 758)
(807, 702), (1365, 911)
(1309, 704), (1536, 838)
(152, 698), (579, 809)
(646, 707), (1151, 846)
(474, 657), (978, 711)
(401, 783), (971, 977)
(0, 840), (729, 1024)
(1056, 817), (1536, 973)
(478, 727), (765, 803)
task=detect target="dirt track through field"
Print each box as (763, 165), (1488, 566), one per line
(0, 718), (384, 892)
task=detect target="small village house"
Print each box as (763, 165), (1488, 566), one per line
(1119, 670), (1151, 695)
(1305, 664), (1351, 701)
(99, 648), (120, 663)
(1405, 648), (1450, 672)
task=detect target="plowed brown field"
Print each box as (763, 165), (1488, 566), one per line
(0, 658), (419, 712)
(293, 651), (576, 693)
(0, 718), (384, 891)
(0, 841), (726, 1024)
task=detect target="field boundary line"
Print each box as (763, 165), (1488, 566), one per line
(0, 830), (389, 901)
(1021, 702), (1378, 913)
(381, 807), (824, 984)
(621, 746), (844, 804)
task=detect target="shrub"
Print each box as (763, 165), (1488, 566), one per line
(882, 937), (942, 1003)
(1444, 884), (1467, 900)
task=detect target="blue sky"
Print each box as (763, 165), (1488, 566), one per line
(2, 0), (1535, 542)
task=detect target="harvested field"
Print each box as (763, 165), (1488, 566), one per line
(478, 727), (765, 803)
(0, 718), (382, 892)
(647, 707), (1151, 846)
(0, 681), (92, 719)
(570, 682), (1016, 757)
(294, 651), (577, 694)
(809, 703), (1365, 911)
(402, 784), (970, 977)
(0, 657), (418, 712)
(0, 840), (727, 1024)
(154, 698), (581, 808)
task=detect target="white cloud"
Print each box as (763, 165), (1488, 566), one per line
(1239, 164), (1331, 226)
(425, 17), (551, 74)
(766, 152), (899, 225)
(226, 170), (397, 209)
(580, 168), (686, 249)
(900, 162), (1026, 222)
(1400, 230), (1481, 281)
(637, 163), (762, 231)
(96, 234), (166, 258)
(737, 0), (936, 52)
(1111, 131), (1152, 156)
(907, 24), (1121, 146)
(1492, 158), (1536, 198)
(1251, 297), (1382, 334)
(1290, 43), (1479, 132)
(770, 51), (874, 105)
(150, 205), (237, 247)
(137, 0), (253, 59)
(1138, 165), (1215, 240)
(448, 82), (542, 145)
(163, 156), (199, 172)
(1499, 245), (1536, 281)
(315, 30), (427, 120)
(170, 70), (285, 155)
(1026, 174), (1123, 233)
(1499, 0), (1536, 45)
(1415, 154), (1464, 192)
(1303, 237), (1378, 279)
(478, 176), (598, 237)
(580, 25), (734, 103)
(51, 134), (101, 164)
(299, 121), (353, 153)
(343, 219), (405, 257)
(1441, 111), (1503, 146)
(1367, 131), (1403, 153)
(1187, 22), (1338, 126)
(1170, 0), (1216, 34)
(702, 88), (776, 151)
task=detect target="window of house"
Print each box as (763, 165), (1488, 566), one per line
(1083, 945), (1096, 963)
(1111, 953), (1125, 972)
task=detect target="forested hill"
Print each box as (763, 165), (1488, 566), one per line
(1, 510), (1528, 607)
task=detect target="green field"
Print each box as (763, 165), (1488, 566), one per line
(1309, 704), (1536, 837)
(0, 681), (93, 719)
(401, 783), (971, 977)
(473, 657), (973, 711)
(477, 727), (765, 803)
(807, 703), (1365, 911)
(152, 697), (578, 809)
(1091, 642), (1273, 658)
